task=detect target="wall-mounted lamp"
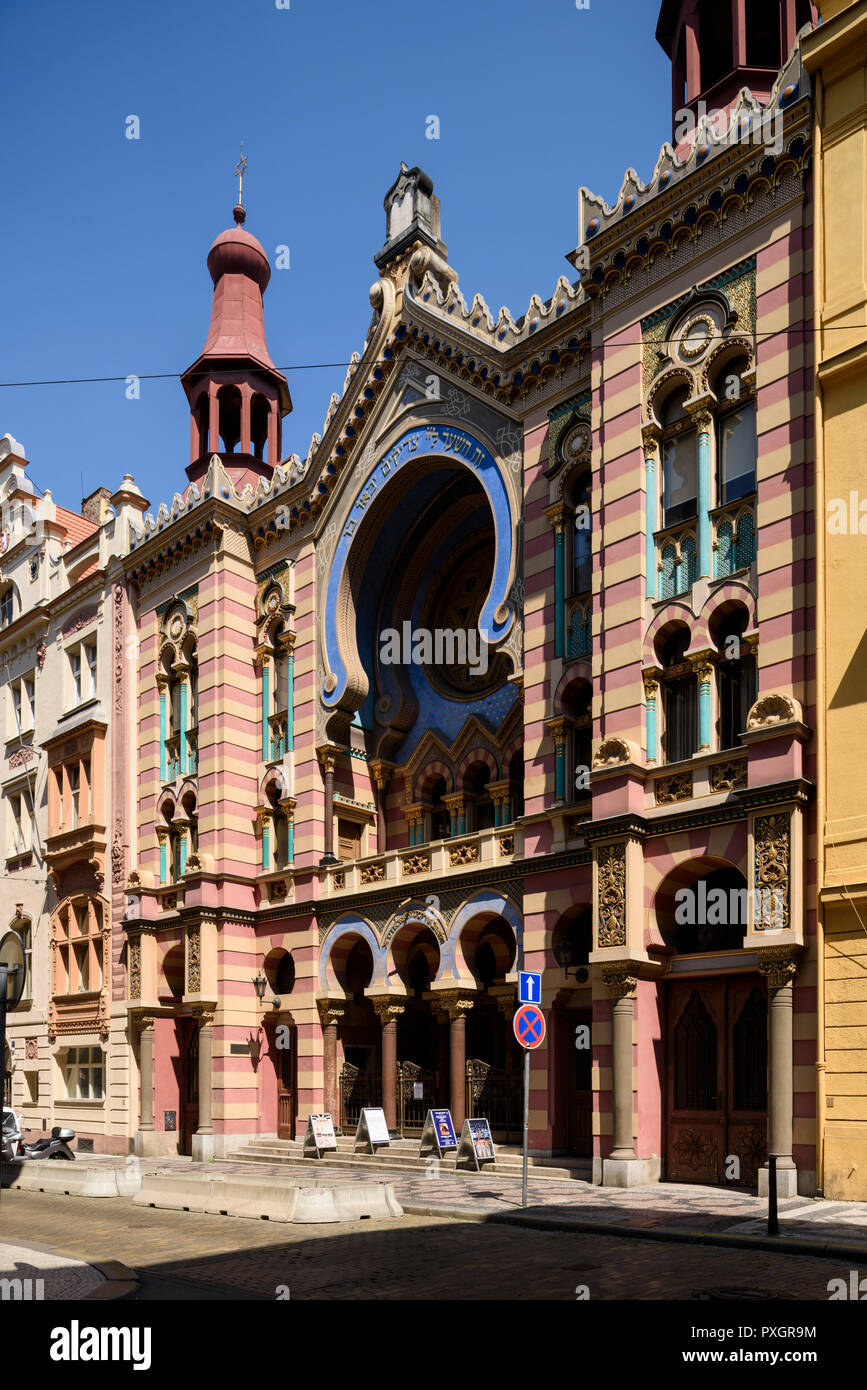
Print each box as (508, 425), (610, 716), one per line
(553, 940), (589, 984)
(253, 971), (267, 1002)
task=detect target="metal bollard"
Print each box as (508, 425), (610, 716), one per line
(767, 1152), (779, 1236)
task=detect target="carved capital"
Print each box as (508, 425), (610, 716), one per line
(131, 1011), (156, 1034)
(438, 990), (477, 1021)
(600, 962), (639, 998)
(192, 1004), (217, 1029)
(642, 667), (662, 698)
(546, 717), (568, 744)
(756, 946), (801, 988)
(641, 423), (661, 454)
(317, 998), (346, 1029)
(545, 502), (567, 534)
(371, 996), (406, 1025)
(688, 650), (716, 684)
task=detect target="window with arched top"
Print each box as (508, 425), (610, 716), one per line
(567, 471), (592, 597)
(660, 629), (697, 764)
(713, 609), (757, 751)
(661, 389), (698, 528)
(465, 764), (494, 832)
(713, 357), (756, 506)
(428, 777), (449, 843)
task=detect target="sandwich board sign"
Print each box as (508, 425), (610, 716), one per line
(419, 1108), (458, 1157)
(303, 1113), (338, 1158)
(456, 1117), (496, 1171)
(353, 1106), (390, 1153)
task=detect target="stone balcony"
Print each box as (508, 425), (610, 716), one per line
(322, 823), (525, 897)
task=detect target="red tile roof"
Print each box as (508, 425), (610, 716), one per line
(54, 506), (98, 549)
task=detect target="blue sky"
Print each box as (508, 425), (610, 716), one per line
(0, 0), (671, 512)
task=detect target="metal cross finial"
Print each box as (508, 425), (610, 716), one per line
(235, 144), (247, 205)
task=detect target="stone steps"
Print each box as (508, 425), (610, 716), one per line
(225, 1138), (591, 1182)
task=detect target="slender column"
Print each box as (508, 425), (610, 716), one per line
(691, 409), (713, 578)
(137, 1015), (155, 1131)
(643, 669), (660, 764)
(546, 718), (568, 803)
(208, 383), (219, 454)
(195, 1006), (216, 1137)
(258, 808), (271, 871)
(317, 1000), (346, 1119)
(280, 798), (296, 864)
(285, 634), (295, 752)
(546, 504), (567, 657)
(442, 794), (465, 839)
(176, 663), (190, 775)
(372, 998), (405, 1132)
(157, 676), (168, 784)
(176, 818), (189, 876)
(642, 427), (660, 598)
(318, 746), (338, 865)
(156, 827), (168, 885)
(260, 653), (271, 761)
(602, 965), (638, 1161)
(240, 383), (252, 456)
(370, 760), (390, 854)
(758, 949), (800, 1178)
(689, 652), (715, 752)
(442, 993), (475, 1130)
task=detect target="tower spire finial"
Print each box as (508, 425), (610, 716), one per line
(233, 143), (247, 225)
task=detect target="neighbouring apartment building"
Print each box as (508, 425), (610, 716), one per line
(4, 0), (866, 1198)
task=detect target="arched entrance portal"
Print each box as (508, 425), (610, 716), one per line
(656, 860), (768, 1186)
(333, 936), (382, 1132)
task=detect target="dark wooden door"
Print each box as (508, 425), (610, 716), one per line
(276, 1024), (296, 1140)
(666, 975), (766, 1185)
(179, 1018), (199, 1155)
(567, 1007), (593, 1157)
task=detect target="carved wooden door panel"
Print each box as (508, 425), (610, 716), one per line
(666, 980), (725, 1183)
(726, 979), (768, 1186)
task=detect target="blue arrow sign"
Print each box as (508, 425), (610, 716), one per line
(518, 971), (542, 1005)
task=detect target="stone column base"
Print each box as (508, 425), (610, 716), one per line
(192, 1132), (216, 1162)
(758, 1161), (799, 1198)
(134, 1130), (180, 1158)
(600, 1155), (661, 1188)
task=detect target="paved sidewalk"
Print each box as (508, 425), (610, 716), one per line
(72, 1152), (867, 1256)
(0, 1241), (106, 1299)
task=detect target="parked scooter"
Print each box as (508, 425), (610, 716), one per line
(18, 1126), (77, 1160)
(2, 1105), (23, 1160)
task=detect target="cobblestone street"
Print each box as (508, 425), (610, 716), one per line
(0, 1188), (859, 1301)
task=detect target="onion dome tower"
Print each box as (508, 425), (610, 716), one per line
(181, 190), (291, 491)
(656, 0), (817, 137)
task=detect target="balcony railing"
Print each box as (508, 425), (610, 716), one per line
(268, 712), (288, 762)
(656, 519), (697, 600)
(323, 824), (523, 896)
(712, 495), (756, 579)
(165, 735), (181, 782)
(566, 595), (592, 659)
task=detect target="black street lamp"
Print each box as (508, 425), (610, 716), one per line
(253, 971), (267, 1002)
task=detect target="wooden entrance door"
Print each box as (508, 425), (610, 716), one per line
(666, 975), (767, 1185)
(567, 1007), (593, 1157)
(276, 1023), (296, 1140)
(179, 1017), (199, 1155)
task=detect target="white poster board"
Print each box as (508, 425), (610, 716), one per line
(303, 1113), (337, 1158)
(353, 1106), (390, 1153)
(456, 1117), (496, 1171)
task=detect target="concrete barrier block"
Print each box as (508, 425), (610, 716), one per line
(292, 1186), (343, 1223)
(204, 1176), (297, 1222)
(133, 1171), (214, 1213)
(331, 1182), (403, 1221)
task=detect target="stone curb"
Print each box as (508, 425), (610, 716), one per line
(0, 1238), (139, 1301)
(402, 1204), (867, 1263)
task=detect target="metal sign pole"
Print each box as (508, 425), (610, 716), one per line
(522, 1046), (530, 1209)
